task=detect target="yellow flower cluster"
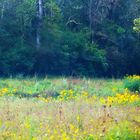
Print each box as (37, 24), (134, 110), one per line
(100, 90), (140, 105)
(0, 88), (17, 97)
(59, 89), (76, 100)
(38, 97), (52, 103)
(59, 90), (89, 101)
(0, 88), (8, 96)
(59, 89), (75, 100)
(126, 75), (140, 80)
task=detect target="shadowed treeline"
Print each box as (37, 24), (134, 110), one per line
(0, 0), (140, 77)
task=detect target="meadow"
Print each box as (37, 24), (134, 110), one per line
(0, 76), (140, 140)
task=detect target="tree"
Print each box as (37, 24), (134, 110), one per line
(0, 0), (140, 76)
(133, 18), (140, 33)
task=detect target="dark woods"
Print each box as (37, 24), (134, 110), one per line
(0, 0), (140, 77)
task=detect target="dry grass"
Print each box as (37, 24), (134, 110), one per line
(0, 77), (139, 139)
(0, 97), (139, 140)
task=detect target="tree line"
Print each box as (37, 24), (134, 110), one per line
(0, 0), (140, 77)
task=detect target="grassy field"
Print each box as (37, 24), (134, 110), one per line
(0, 77), (140, 140)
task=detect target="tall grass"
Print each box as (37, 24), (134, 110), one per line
(0, 77), (139, 139)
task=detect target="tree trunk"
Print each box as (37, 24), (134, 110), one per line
(1, 2), (5, 20)
(89, 0), (94, 44)
(36, 0), (43, 49)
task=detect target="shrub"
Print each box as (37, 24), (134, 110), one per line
(124, 75), (140, 93)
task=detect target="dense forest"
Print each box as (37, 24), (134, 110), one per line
(0, 0), (140, 77)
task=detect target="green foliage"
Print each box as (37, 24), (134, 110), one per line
(104, 121), (139, 140)
(85, 134), (95, 140)
(133, 18), (140, 32)
(0, 45), (35, 76)
(124, 76), (140, 92)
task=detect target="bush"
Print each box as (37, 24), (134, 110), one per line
(124, 75), (140, 93)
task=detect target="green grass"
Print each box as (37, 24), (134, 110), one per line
(0, 77), (124, 98)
